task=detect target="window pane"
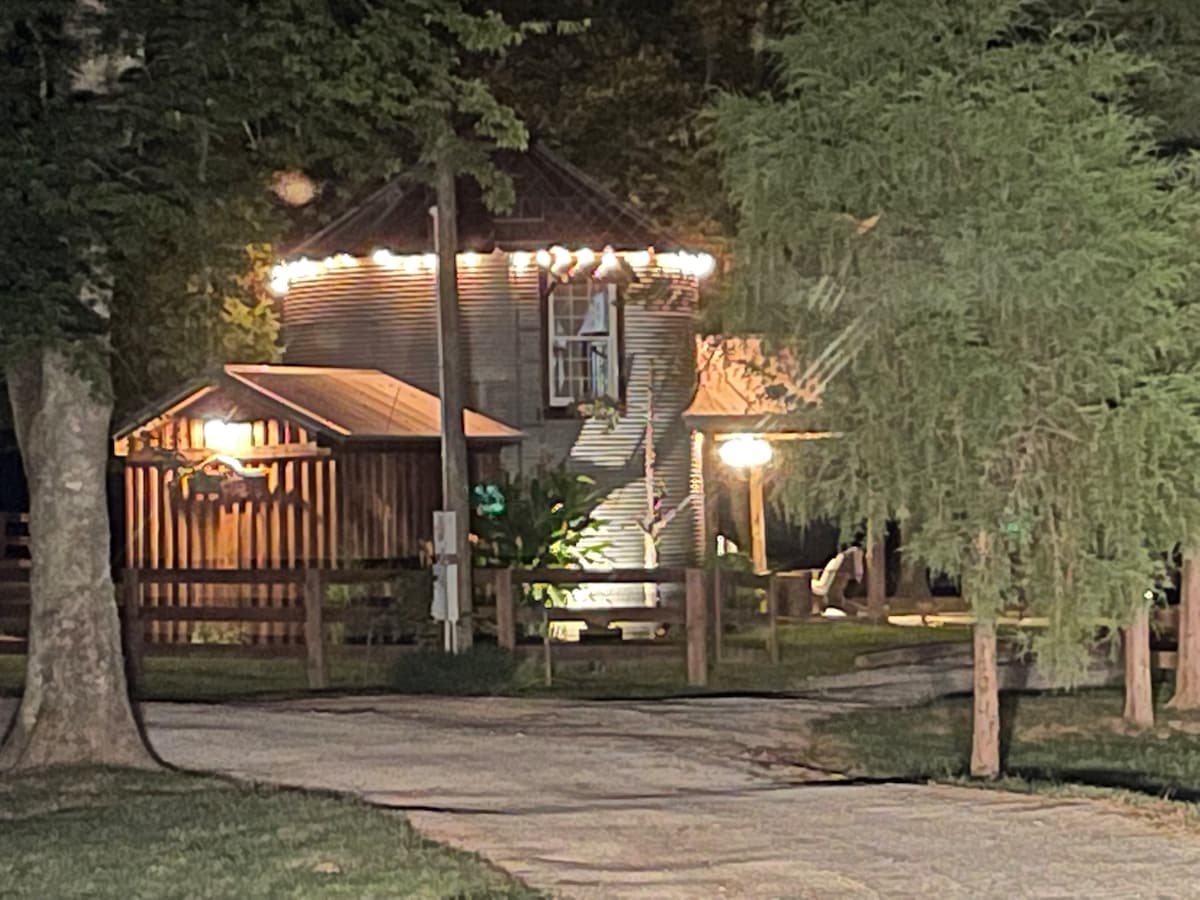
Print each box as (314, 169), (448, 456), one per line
(553, 339), (611, 401)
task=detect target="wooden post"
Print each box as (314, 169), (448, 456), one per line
(748, 464), (767, 573)
(765, 574), (780, 664)
(303, 568), (329, 690)
(711, 566), (725, 664)
(122, 569), (144, 694)
(1169, 548), (1200, 709)
(433, 154), (474, 652)
(866, 519), (886, 622)
(686, 568), (708, 686)
(1123, 604), (1154, 728)
(542, 606), (553, 687)
(496, 568), (516, 652)
(970, 619), (1000, 778)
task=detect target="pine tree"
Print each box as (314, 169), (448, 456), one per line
(711, 0), (1200, 771)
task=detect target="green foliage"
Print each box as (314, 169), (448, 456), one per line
(0, 1), (538, 411)
(390, 645), (518, 695)
(472, 467), (608, 605)
(711, 0), (1200, 681)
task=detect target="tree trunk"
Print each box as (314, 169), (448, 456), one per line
(970, 619), (1000, 778)
(434, 156), (473, 652)
(1168, 549), (1200, 710)
(0, 345), (155, 770)
(895, 557), (930, 599)
(1123, 604), (1154, 728)
(865, 520), (886, 622)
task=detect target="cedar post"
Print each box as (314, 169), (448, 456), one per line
(686, 568), (708, 686)
(542, 606), (553, 687)
(866, 519), (887, 622)
(766, 575), (781, 664)
(122, 569), (144, 693)
(970, 619), (1001, 778)
(495, 567), (516, 652)
(303, 568), (329, 690)
(748, 465), (768, 573)
(1123, 604), (1154, 728)
(711, 566), (725, 664)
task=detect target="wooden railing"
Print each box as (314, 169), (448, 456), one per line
(489, 567), (713, 686)
(0, 562), (816, 688)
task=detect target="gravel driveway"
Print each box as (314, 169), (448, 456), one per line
(127, 696), (1200, 898)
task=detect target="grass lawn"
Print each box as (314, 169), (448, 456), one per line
(807, 685), (1200, 797)
(0, 621), (971, 701)
(0, 768), (538, 900)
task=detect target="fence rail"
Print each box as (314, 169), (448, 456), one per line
(0, 562), (819, 688)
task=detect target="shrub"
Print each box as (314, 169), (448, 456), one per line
(389, 645), (517, 696)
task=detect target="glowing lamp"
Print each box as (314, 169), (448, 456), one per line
(203, 420), (253, 454)
(511, 251), (532, 271)
(462, 251), (480, 268)
(718, 435), (773, 469)
(575, 247), (595, 269)
(536, 249), (552, 268)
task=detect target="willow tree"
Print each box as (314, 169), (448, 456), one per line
(0, 0), (536, 769)
(712, 0), (1200, 773)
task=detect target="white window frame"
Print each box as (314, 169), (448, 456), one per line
(547, 280), (620, 408)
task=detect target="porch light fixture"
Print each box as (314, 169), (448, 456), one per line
(718, 435), (773, 469)
(202, 419), (253, 454)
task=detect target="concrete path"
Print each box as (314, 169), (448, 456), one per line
(132, 696), (1200, 898)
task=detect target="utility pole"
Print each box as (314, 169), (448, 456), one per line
(432, 157), (473, 651)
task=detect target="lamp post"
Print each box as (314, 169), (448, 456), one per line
(718, 435), (773, 573)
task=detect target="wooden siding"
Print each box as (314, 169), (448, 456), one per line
(121, 403), (490, 641)
(282, 256), (702, 602)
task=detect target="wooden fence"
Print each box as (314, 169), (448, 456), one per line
(0, 514), (30, 654)
(1, 562), (794, 684)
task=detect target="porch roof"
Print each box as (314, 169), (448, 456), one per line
(684, 337), (818, 432)
(115, 364), (523, 447)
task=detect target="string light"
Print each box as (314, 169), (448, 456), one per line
(267, 247), (716, 294)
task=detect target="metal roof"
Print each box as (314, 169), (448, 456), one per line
(116, 364), (523, 444)
(288, 144), (680, 258)
(684, 337), (818, 430)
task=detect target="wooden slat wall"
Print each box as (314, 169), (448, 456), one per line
(122, 411), (490, 643)
(123, 414), (337, 644)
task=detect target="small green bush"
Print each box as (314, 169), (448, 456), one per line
(390, 645), (517, 696)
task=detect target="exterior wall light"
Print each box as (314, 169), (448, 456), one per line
(718, 435), (773, 469)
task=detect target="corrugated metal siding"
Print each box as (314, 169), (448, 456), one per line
(282, 258), (702, 604)
(284, 267), (442, 394)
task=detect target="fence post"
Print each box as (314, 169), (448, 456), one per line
(303, 569), (329, 690)
(122, 569), (144, 693)
(766, 575), (781, 665)
(711, 567), (725, 664)
(686, 568), (708, 687)
(542, 606), (553, 687)
(496, 568), (516, 652)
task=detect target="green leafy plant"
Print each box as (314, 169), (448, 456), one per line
(472, 467), (609, 606)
